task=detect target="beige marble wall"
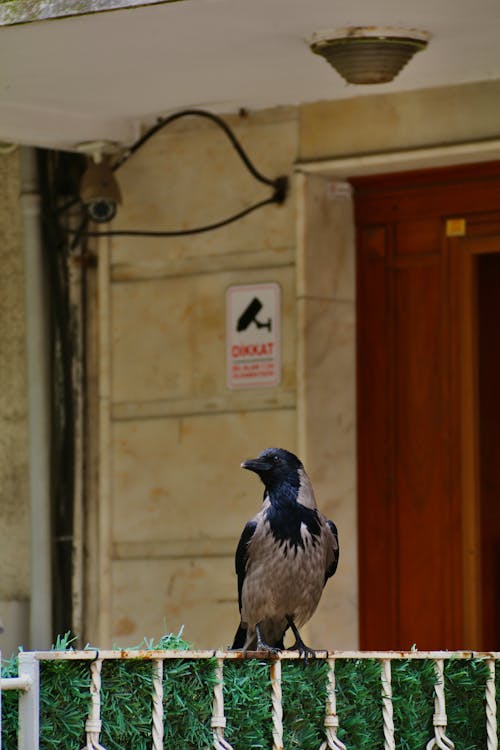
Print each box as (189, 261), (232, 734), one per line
(299, 80), (500, 161)
(111, 408), (297, 647)
(102, 141), (360, 648)
(110, 266), (296, 407)
(296, 174), (357, 649)
(100, 108), (300, 648)
(0, 150), (30, 656)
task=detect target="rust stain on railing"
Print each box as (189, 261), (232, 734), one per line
(30, 648), (500, 661)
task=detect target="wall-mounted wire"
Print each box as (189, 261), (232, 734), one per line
(63, 109), (288, 244)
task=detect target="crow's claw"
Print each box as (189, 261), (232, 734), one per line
(290, 639), (317, 663)
(257, 640), (282, 655)
(285, 615), (317, 663)
(255, 623), (282, 655)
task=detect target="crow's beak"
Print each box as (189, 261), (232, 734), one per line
(241, 457), (272, 473)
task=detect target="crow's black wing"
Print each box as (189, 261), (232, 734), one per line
(235, 520), (257, 612)
(324, 519), (339, 582)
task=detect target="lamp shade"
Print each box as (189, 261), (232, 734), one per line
(311, 27), (430, 85)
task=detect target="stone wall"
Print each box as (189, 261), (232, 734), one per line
(0, 149), (30, 655)
(97, 108), (302, 648)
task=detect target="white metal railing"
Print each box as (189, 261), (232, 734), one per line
(1, 649), (499, 750)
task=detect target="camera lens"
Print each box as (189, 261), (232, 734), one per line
(87, 199), (117, 223)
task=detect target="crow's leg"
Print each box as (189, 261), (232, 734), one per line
(255, 622), (282, 655)
(286, 616), (317, 663)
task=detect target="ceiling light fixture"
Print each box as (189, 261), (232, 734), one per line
(310, 27), (430, 85)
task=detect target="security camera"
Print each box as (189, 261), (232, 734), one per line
(79, 156), (121, 224)
(86, 197), (118, 223)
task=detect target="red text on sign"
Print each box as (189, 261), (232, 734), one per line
(231, 342), (274, 358)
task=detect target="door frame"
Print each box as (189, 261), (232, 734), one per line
(297, 138), (500, 180)
(452, 231), (500, 646)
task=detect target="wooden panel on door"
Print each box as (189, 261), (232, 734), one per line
(357, 224), (396, 649)
(354, 162), (500, 650)
(393, 260), (457, 649)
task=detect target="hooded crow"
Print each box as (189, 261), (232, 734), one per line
(231, 447), (339, 657)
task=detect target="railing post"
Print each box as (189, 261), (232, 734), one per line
(425, 659), (455, 750)
(381, 659), (395, 750)
(212, 657), (233, 750)
(18, 652), (40, 750)
(151, 659), (164, 750)
(81, 656), (107, 750)
(270, 659), (283, 750)
(486, 658), (498, 750)
(319, 657), (346, 750)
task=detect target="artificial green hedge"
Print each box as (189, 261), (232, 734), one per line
(1, 633), (497, 750)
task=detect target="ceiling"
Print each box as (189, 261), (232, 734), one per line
(1, 0), (500, 152)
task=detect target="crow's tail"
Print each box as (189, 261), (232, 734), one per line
(231, 623), (248, 649)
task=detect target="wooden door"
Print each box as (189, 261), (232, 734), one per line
(354, 162), (500, 650)
(454, 234), (500, 650)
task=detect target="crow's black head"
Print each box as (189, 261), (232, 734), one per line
(241, 447), (303, 494)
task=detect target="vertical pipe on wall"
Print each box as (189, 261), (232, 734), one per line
(96, 236), (112, 646)
(21, 147), (53, 649)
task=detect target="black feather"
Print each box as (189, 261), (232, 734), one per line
(267, 501), (321, 552)
(235, 520), (257, 611)
(325, 519), (339, 581)
(231, 623), (248, 649)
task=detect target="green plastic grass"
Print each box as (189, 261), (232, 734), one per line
(0, 652), (18, 750)
(163, 657), (217, 749)
(444, 658), (491, 750)
(392, 659), (436, 750)
(335, 658), (384, 749)
(224, 658), (330, 750)
(224, 659), (274, 750)
(282, 659), (330, 749)
(39, 659), (90, 750)
(1, 633), (496, 750)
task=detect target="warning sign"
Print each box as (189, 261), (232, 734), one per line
(226, 283), (281, 389)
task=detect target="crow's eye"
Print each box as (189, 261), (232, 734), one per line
(273, 455), (280, 463)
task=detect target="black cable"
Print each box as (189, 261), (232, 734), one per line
(69, 212), (89, 250)
(65, 194), (281, 238)
(59, 109), (288, 239)
(113, 109), (278, 188)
